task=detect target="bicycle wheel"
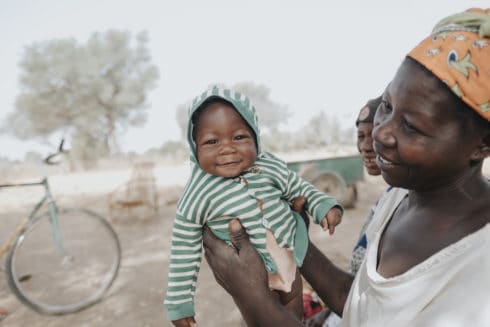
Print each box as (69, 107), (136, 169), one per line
(6, 208), (121, 315)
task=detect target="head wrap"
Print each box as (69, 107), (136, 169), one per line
(356, 96), (382, 126)
(407, 8), (490, 122)
(186, 86), (261, 162)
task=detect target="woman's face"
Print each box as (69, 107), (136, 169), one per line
(372, 59), (482, 191)
(357, 121), (381, 176)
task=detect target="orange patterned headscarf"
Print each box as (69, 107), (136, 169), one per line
(408, 8), (490, 122)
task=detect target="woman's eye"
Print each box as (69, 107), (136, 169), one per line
(402, 119), (418, 133)
(379, 100), (392, 113)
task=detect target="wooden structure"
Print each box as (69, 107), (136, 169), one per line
(108, 161), (159, 222)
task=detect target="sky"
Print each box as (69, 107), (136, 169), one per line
(0, 0), (488, 160)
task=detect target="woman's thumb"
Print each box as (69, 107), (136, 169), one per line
(228, 219), (249, 251)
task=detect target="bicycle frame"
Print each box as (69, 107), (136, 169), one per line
(0, 178), (69, 259)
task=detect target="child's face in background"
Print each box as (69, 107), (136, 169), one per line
(195, 102), (257, 178)
(357, 121), (381, 176)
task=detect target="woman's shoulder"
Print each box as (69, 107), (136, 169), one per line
(466, 178), (490, 225)
(364, 187), (408, 242)
(374, 187), (408, 209)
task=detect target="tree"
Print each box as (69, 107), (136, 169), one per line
(2, 30), (159, 162)
(175, 82), (289, 140)
(299, 111), (355, 147)
(175, 103), (188, 140)
(231, 82), (289, 133)
(303, 111), (334, 146)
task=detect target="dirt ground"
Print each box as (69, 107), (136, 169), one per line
(2, 158), (487, 327)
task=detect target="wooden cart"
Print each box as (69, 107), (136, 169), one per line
(287, 155), (364, 208)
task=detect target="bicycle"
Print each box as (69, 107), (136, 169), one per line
(0, 140), (121, 315)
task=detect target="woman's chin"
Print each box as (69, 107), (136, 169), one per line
(365, 164), (381, 176)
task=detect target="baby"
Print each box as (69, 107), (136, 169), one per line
(164, 86), (343, 326)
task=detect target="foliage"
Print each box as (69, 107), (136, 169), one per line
(159, 140), (187, 154)
(174, 83), (354, 153)
(262, 111), (354, 152)
(2, 30), (159, 163)
(301, 111), (354, 145)
(231, 82), (289, 133)
(175, 103), (188, 140)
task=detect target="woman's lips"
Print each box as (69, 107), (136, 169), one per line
(376, 155), (397, 167)
(363, 156), (378, 168)
(363, 157), (376, 164)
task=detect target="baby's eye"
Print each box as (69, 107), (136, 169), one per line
(234, 134), (250, 141)
(203, 139), (218, 145)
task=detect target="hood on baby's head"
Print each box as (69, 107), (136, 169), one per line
(186, 86), (262, 161)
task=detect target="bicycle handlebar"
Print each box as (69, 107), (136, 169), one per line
(44, 139), (70, 165)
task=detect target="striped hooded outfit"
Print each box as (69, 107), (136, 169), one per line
(164, 86), (342, 321)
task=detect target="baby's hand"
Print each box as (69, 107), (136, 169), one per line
(172, 316), (196, 327)
(320, 207), (342, 235)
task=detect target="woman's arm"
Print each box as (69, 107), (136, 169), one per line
(202, 220), (303, 326)
(300, 241), (354, 316)
(202, 217), (354, 324)
(293, 196), (354, 316)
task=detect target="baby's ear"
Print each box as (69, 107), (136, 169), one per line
(471, 130), (490, 161)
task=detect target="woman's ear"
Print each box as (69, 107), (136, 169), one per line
(471, 130), (490, 161)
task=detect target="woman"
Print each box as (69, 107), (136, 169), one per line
(202, 8), (490, 327)
(356, 97), (382, 177)
(307, 95), (384, 327)
(347, 95), (385, 275)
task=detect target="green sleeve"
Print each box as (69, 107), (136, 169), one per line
(283, 169), (344, 225)
(164, 213), (203, 321)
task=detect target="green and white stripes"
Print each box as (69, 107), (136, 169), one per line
(164, 153), (340, 320)
(165, 86), (341, 321)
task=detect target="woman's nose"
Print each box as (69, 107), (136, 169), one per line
(360, 136), (374, 152)
(373, 120), (396, 148)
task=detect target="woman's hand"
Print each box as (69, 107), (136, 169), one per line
(172, 316), (196, 327)
(202, 219), (303, 326)
(292, 196), (309, 229)
(202, 219), (270, 300)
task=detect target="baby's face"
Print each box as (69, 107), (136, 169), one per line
(195, 102), (257, 178)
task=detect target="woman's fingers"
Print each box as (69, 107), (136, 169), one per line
(228, 219), (250, 252)
(292, 195), (306, 213)
(203, 224), (237, 277)
(202, 224), (219, 255)
(291, 196), (310, 229)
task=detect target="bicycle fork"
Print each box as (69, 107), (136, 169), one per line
(43, 182), (73, 263)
